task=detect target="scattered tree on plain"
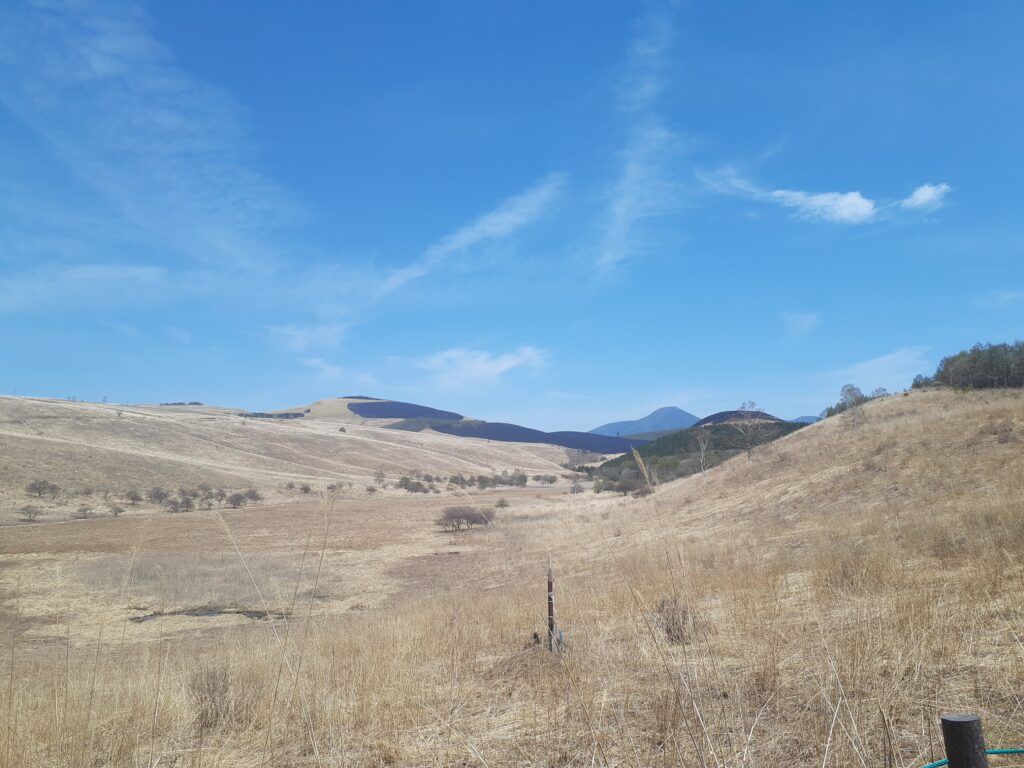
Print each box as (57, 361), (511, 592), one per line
(436, 506), (494, 532)
(19, 505), (41, 521)
(25, 480), (58, 498)
(147, 487), (170, 505)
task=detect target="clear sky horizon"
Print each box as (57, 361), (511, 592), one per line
(2, 1), (1022, 430)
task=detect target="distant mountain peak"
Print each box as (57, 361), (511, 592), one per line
(590, 406), (700, 437)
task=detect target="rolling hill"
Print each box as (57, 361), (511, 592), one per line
(691, 409), (782, 427)
(430, 420), (643, 453)
(0, 396), (567, 519)
(598, 417), (804, 483)
(590, 406), (699, 436)
(6, 389), (1023, 767)
(281, 396), (644, 453)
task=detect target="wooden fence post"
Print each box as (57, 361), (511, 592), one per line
(547, 563), (556, 651)
(941, 714), (990, 768)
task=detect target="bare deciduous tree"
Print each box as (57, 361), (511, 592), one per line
(696, 429), (713, 479)
(840, 384), (867, 429)
(732, 401), (769, 459)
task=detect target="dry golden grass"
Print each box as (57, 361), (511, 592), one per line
(0, 396), (567, 522)
(2, 388), (1024, 766)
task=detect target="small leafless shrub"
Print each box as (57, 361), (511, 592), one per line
(654, 596), (693, 645)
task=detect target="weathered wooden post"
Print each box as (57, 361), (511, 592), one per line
(547, 563), (556, 651)
(941, 714), (990, 768)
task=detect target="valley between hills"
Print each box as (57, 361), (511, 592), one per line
(1, 386), (1022, 766)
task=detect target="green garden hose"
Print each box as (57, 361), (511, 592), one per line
(918, 747), (1024, 768)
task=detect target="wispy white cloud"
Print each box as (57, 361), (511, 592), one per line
(419, 346), (546, 390)
(270, 323), (346, 352)
(0, 0), (304, 267)
(0, 263), (167, 314)
(770, 189), (876, 224)
(164, 326), (191, 345)
(781, 311), (821, 336)
(900, 183), (951, 210)
(701, 168), (951, 225)
(300, 357), (343, 378)
(382, 173), (566, 294)
(102, 320), (145, 337)
(701, 168), (876, 224)
(598, 7), (682, 271)
(976, 288), (1024, 309)
(821, 347), (930, 392)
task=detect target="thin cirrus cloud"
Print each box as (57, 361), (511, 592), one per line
(781, 311), (821, 336)
(821, 346), (930, 392)
(270, 324), (346, 353)
(598, 7), (682, 272)
(300, 357), (343, 378)
(266, 172), (565, 359)
(700, 168), (951, 224)
(976, 288), (1024, 309)
(0, 0), (305, 268)
(419, 346), (546, 390)
(0, 263), (167, 314)
(381, 172), (567, 295)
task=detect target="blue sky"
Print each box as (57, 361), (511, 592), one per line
(1, 1), (1022, 430)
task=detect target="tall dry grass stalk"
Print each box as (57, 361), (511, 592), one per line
(1, 389), (1023, 766)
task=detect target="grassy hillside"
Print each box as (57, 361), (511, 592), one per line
(2, 389), (1023, 766)
(599, 419), (804, 483)
(0, 396), (567, 521)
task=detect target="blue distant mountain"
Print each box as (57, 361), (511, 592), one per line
(590, 406), (700, 437)
(790, 415), (822, 424)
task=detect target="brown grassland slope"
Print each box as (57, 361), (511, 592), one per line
(1, 388), (1023, 766)
(0, 396), (566, 520)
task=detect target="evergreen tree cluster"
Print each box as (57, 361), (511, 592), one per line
(914, 341), (1024, 390)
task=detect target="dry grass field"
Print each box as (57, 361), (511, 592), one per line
(0, 396), (567, 522)
(1, 388), (1023, 767)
